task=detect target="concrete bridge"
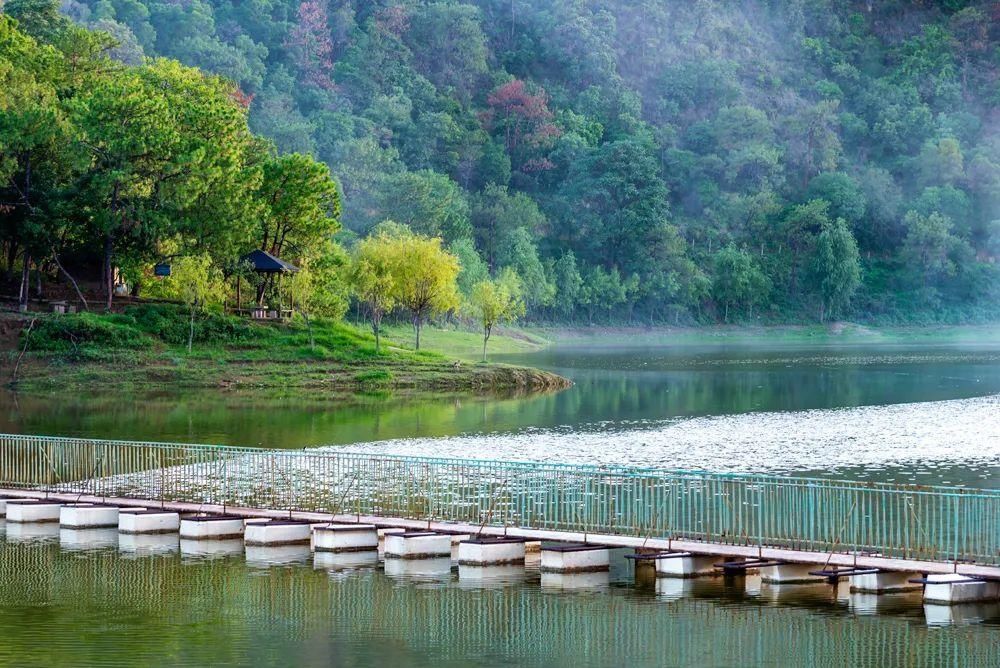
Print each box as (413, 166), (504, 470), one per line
(1, 433), (998, 605)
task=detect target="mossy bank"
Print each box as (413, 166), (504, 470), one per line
(2, 306), (569, 396)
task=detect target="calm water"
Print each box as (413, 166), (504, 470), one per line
(2, 339), (1000, 666)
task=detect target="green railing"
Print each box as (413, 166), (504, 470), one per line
(1, 433), (998, 565)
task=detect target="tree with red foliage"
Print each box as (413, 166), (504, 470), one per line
(285, 0), (335, 90)
(485, 79), (560, 170)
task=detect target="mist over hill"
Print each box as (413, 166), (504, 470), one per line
(50, 0), (1000, 323)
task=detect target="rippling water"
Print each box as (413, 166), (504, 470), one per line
(338, 392), (1000, 486)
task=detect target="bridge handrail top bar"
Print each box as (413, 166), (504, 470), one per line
(4, 432), (998, 498)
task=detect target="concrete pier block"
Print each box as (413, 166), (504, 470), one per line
(60, 528), (119, 551)
(312, 524), (378, 553)
(850, 570), (922, 594)
(179, 515), (245, 541)
(457, 537), (527, 566)
(118, 532), (179, 555)
(243, 520), (312, 546)
(384, 532), (452, 559)
(180, 538), (244, 558)
(383, 556), (453, 579)
(923, 574), (1000, 605)
(524, 540), (541, 553)
(377, 527), (406, 552)
(760, 562), (826, 585)
(60, 504), (119, 529)
(118, 510), (180, 535)
(5, 500), (62, 523)
(654, 552), (717, 578)
(0, 496), (11, 517)
(541, 571), (610, 591)
(314, 550), (379, 571)
(539, 544), (610, 573)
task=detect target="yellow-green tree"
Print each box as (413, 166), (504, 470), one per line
(391, 231), (460, 350)
(466, 268), (525, 362)
(348, 232), (397, 353)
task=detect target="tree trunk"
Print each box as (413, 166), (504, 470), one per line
(304, 311), (314, 350)
(482, 325), (490, 363)
(188, 302), (196, 353)
(413, 314), (421, 350)
(103, 234), (114, 311)
(52, 252), (88, 311)
(18, 254), (30, 313)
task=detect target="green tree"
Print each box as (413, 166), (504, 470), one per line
(712, 246), (770, 322)
(466, 268), (525, 362)
(552, 251), (582, 319)
(146, 253), (226, 352)
(809, 219), (861, 322)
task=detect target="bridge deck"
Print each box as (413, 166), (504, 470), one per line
(5, 488), (998, 580)
(2, 433), (999, 571)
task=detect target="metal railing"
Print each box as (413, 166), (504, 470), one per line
(1, 433), (998, 565)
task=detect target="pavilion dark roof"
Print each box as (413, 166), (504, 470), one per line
(240, 249), (299, 274)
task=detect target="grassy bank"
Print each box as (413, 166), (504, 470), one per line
(2, 305), (569, 396)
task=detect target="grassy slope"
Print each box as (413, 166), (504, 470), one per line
(378, 322), (549, 361)
(4, 307), (567, 396)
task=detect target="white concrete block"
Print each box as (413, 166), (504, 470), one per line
(245, 544), (311, 567)
(654, 553), (717, 578)
(384, 532), (452, 559)
(524, 540), (541, 553)
(383, 556), (452, 579)
(180, 538), (244, 558)
(540, 571), (610, 591)
(5, 500), (62, 523)
(179, 515), (245, 540)
(60, 528), (119, 551)
(377, 527), (406, 551)
(850, 570), (921, 594)
(761, 562), (826, 585)
(923, 574), (1000, 605)
(539, 544), (610, 573)
(118, 510), (180, 534)
(312, 524), (378, 553)
(457, 537), (527, 566)
(314, 550), (379, 571)
(243, 520), (312, 546)
(118, 532), (179, 555)
(60, 504), (120, 529)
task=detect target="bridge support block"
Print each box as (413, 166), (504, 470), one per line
(377, 527), (406, 552)
(5, 500), (62, 523)
(60, 504), (119, 529)
(655, 553), (716, 578)
(118, 510), (180, 535)
(850, 570), (922, 594)
(180, 515), (245, 541)
(923, 574), (1000, 605)
(384, 532), (452, 559)
(457, 537), (527, 566)
(540, 544), (610, 573)
(244, 520), (312, 546)
(312, 524), (378, 553)
(761, 563), (826, 584)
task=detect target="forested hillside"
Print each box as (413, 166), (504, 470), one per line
(12, 0), (1000, 323)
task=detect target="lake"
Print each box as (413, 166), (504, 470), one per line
(2, 337), (999, 666)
